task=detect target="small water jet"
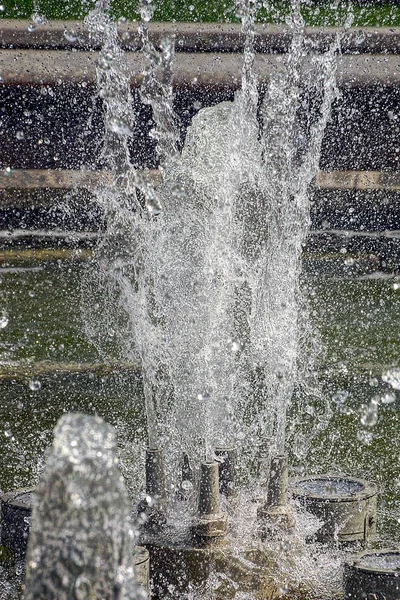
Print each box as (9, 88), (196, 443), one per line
(23, 413), (148, 600)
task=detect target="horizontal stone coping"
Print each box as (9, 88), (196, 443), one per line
(0, 359), (393, 380)
(1, 21), (400, 54)
(0, 49), (400, 88)
(1, 169), (400, 192)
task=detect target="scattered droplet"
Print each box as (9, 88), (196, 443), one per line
(4, 166), (12, 176)
(27, 23), (36, 32)
(16, 131), (24, 140)
(32, 12), (47, 26)
(381, 393), (396, 405)
(279, 585), (289, 595)
(369, 377), (378, 387)
(360, 401), (378, 427)
(146, 200), (162, 217)
(357, 430), (374, 445)
(0, 312), (9, 329)
(382, 368), (400, 390)
(28, 380), (41, 392)
(28, 290), (35, 298)
(64, 29), (77, 43)
(0, 5), (5, 12)
(231, 340), (243, 353)
(181, 480), (193, 491)
(332, 390), (349, 406)
(109, 118), (133, 136)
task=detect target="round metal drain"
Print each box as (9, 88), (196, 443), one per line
(344, 549), (400, 599)
(0, 488), (34, 556)
(291, 475), (377, 545)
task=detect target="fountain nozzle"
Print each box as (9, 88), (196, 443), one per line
(191, 461), (227, 545)
(138, 447), (167, 534)
(215, 447), (237, 497)
(257, 454), (295, 538)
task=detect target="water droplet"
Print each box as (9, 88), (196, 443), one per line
(4, 166), (12, 176)
(357, 430), (374, 445)
(16, 131), (24, 140)
(181, 480), (193, 491)
(369, 377), (378, 387)
(64, 29), (77, 42)
(27, 23), (35, 32)
(231, 340), (243, 353)
(28, 380), (41, 391)
(360, 401), (378, 427)
(344, 257), (355, 266)
(381, 393), (396, 404)
(0, 312), (9, 329)
(0, 5), (5, 12)
(382, 368), (400, 390)
(197, 392), (211, 402)
(332, 390), (349, 406)
(32, 12), (47, 26)
(28, 290), (35, 298)
(109, 118), (133, 136)
(146, 200), (162, 217)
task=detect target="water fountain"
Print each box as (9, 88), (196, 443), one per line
(80, 0), (353, 596)
(0, 0), (393, 598)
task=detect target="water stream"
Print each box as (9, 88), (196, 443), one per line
(83, 0), (341, 493)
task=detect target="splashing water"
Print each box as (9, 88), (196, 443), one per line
(24, 414), (142, 600)
(83, 0), (341, 521)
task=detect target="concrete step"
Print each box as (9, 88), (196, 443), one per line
(2, 21), (400, 54)
(1, 48), (400, 88)
(2, 169), (400, 234)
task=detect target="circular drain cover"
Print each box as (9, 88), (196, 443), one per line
(291, 475), (377, 545)
(0, 488), (34, 556)
(344, 549), (400, 600)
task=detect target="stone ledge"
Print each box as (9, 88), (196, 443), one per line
(1, 20), (400, 54)
(0, 50), (400, 88)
